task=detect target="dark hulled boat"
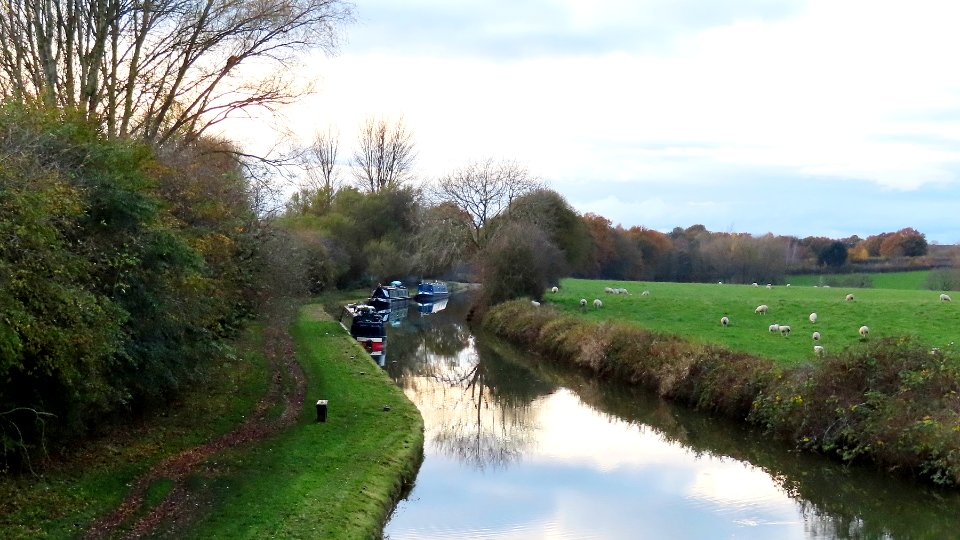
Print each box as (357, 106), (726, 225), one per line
(415, 281), (449, 302)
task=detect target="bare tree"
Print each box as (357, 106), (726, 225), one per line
(435, 159), (539, 249)
(0, 0), (353, 143)
(352, 116), (416, 192)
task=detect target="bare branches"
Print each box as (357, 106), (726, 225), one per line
(0, 0), (354, 143)
(435, 159), (540, 249)
(352, 116), (416, 193)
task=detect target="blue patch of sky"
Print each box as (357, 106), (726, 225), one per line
(346, 0), (806, 58)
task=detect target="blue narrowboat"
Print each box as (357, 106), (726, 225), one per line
(415, 281), (450, 302)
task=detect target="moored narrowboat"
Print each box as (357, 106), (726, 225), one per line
(368, 282), (410, 311)
(415, 281), (450, 302)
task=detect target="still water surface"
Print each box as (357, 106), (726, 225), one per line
(382, 296), (960, 539)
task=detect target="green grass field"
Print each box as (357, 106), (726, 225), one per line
(787, 270), (936, 290)
(550, 278), (960, 364)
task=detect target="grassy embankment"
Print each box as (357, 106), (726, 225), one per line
(0, 299), (423, 538)
(182, 303), (423, 538)
(483, 278), (960, 484)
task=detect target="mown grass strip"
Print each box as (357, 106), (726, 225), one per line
(0, 323), (271, 539)
(181, 305), (424, 539)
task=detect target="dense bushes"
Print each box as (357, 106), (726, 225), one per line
(483, 300), (960, 485)
(0, 104), (258, 467)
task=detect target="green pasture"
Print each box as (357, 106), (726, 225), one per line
(787, 270), (935, 290)
(550, 279), (960, 364)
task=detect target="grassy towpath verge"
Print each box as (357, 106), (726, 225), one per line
(174, 302), (424, 539)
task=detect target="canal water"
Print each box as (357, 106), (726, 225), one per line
(381, 296), (960, 539)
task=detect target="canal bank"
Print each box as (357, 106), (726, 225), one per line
(181, 303), (424, 538)
(482, 299), (960, 487)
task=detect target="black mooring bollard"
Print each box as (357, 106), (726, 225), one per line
(316, 399), (328, 422)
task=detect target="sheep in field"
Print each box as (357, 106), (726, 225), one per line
(755, 304), (768, 315)
(812, 331), (821, 341)
(720, 316), (729, 327)
(809, 312), (817, 324)
(531, 300), (540, 307)
(940, 293), (952, 302)
(579, 298), (588, 309)
(859, 325), (870, 339)
(618, 288), (629, 294)
(766, 284), (773, 289)
(604, 287), (614, 294)
(779, 325), (791, 337)
(593, 298), (603, 309)
(769, 323), (780, 333)
(845, 293), (855, 301)
(814, 345), (824, 357)
(551, 286), (559, 293)
(641, 290), (651, 296)
(752, 282), (759, 287)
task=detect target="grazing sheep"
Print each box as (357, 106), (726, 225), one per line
(786, 283), (791, 287)
(845, 293), (855, 301)
(809, 312), (817, 324)
(593, 298), (603, 309)
(814, 345), (824, 357)
(779, 325), (791, 337)
(812, 331), (821, 341)
(551, 286), (559, 294)
(619, 288), (629, 294)
(940, 293), (952, 302)
(579, 298), (588, 309)
(641, 290), (651, 296)
(718, 281), (723, 285)
(752, 282), (759, 287)
(769, 323), (780, 333)
(859, 325), (869, 339)
(766, 284), (773, 289)
(755, 304), (768, 315)
(531, 300), (540, 307)
(604, 287), (614, 294)
(720, 316), (729, 327)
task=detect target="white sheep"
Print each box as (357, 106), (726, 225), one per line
(752, 282), (759, 287)
(809, 312), (817, 324)
(814, 345), (824, 357)
(768, 323), (780, 333)
(845, 293), (855, 301)
(579, 298), (588, 308)
(618, 288), (629, 294)
(779, 325), (791, 337)
(812, 331), (821, 341)
(604, 287), (614, 294)
(766, 284), (773, 289)
(718, 281), (723, 285)
(593, 298), (603, 309)
(720, 316), (729, 327)
(551, 286), (559, 294)
(755, 304), (768, 315)
(859, 325), (869, 339)
(641, 290), (651, 296)
(940, 293), (952, 302)
(786, 283), (791, 287)
(531, 300), (540, 307)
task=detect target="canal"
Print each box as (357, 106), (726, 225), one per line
(381, 295), (960, 539)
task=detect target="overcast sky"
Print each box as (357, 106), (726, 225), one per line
(264, 0), (960, 243)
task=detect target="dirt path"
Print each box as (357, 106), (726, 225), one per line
(84, 304), (307, 539)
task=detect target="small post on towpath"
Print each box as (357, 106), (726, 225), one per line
(316, 399), (328, 422)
